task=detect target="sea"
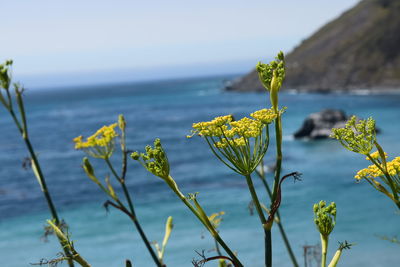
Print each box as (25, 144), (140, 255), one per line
(0, 74), (399, 267)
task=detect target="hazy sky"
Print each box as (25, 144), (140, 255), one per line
(2, 0), (359, 82)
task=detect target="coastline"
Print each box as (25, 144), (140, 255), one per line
(224, 83), (400, 95)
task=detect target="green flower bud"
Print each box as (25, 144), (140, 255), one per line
(277, 51), (284, 61)
(130, 152), (140, 160)
(154, 138), (162, 147)
(82, 157), (101, 185)
(313, 200), (336, 237)
(162, 216), (173, 248)
(256, 52), (285, 111)
(0, 62), (11, 90)
(83, 157), (94, 176)
(118, 114), (126, 131)
(132, 138), (170, 179)
(331, 116), (377, 155)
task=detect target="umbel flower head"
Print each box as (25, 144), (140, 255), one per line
(256, 51), (285, 111)
(313, 200), (337, 237)
(256, 51), (285, 92)
(188, 108), (277, 176)
(131, 138), (170, 180)
(73, 123), (118, 159)
(331, 116), (377, 155)
(354, 154), (400, 201)
(356, 155), (400, 180)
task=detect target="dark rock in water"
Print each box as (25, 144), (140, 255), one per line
(294, 109), (348, 139)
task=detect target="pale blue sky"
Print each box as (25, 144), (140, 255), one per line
(2, 0), (359, 85)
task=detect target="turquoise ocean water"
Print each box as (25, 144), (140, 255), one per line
(0, 75), (399, 266)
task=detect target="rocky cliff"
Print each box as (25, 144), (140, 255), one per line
(228, 0), (400, 92)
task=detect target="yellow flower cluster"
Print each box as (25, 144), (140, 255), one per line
(229, 117), (263, 138)
(74, 123), (118, 149)
(190, 108), (276, 141)
(355, 165), (381, 180)
(355, 157), (400, 180)
(190, 109), (275, 175)
(250, 108), (278, 124)
(366, 151), (388, 160)
(215, 137), (246, 148)
(190, 115), (233, 137)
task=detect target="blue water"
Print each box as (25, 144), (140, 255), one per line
(0, 75), (399, 267)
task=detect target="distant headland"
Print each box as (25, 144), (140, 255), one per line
(226, 0), (400, 93)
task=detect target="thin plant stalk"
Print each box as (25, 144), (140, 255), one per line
(215, 239), (222, 256)
(320, 235), (328, 267)
(272, 114), (283, 200)
(256, 162), (299, 267)
(266, 109), (284, 267)
(244, 174), (271, 267)
(104, 158), (163, 267)
(3, 88), (75, 267)
(47, 220), (91, 267)
(165, 175), (243, 267)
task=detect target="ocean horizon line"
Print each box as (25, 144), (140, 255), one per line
(12, 57), (269, 91)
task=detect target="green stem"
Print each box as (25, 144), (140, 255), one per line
(165, 176), (243, 267)
(256, 167), (299, 267)
(24, 139), (59, 221)
(215, 239), (222, 256)
(105, 159), (163, 267)
(72, 254), (91, 267)
(244, 174), (270, 267)
(272, 115), (282, 200)
(7, 110), (75, 267)
(8, 108), (24, 134)
(244, 175), (267, 225)
(48, 220), (90, 267)
(320, 234), (328, 267)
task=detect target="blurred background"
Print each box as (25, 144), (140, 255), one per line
(3, 0), (360, 88)
(1, 1), (399, 266)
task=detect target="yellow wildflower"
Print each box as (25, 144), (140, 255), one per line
(215, 137), (246, 148)
(367, 151), (388, 161)
(190, 115), (233, 137)
(250, 108), (277, 124)
(387, 160), (400, 176)
(73, 123), (118, 159)
(189, 111), (271, 175)
(355, 158), (400, 180)
(229, 117), (263, 138)
(354, 164), (382, 180)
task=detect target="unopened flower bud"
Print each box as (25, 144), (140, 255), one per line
(277, 51), (284, 61)
(131, 151), (139, 160)
(82, 157), (100, 184)
(313, 200), (337, 237)
(118, 114), (126, 131)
